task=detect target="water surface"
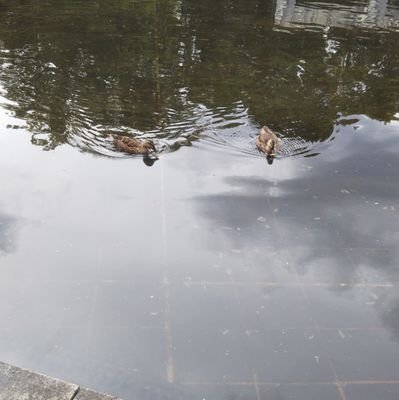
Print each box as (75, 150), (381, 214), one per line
(1, 1), (399, 399)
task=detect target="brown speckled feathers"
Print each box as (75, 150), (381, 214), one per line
(113, 135), (156, 155)
(256, 126), (280, 156)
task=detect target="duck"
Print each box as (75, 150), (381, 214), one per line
(256, 126), (280, 156)
(113, 135), (156, 155)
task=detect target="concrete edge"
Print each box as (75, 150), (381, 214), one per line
(0, 361), (122, 400)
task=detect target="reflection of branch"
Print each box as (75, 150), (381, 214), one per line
(154, 0), (161, 112)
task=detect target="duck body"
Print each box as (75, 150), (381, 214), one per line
(113, 135), (156, 155)
(256, 126), (280, 156)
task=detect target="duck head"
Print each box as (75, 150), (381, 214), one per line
(142, 153), (158, 166)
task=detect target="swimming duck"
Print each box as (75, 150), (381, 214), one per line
(256, 126), (281, 164)
(113, 135), (156, 155)
(256, 126), (280, 156)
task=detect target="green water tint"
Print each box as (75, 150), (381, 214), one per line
(0, 0), (398, 157)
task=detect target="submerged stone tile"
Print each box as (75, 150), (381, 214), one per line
(170, 283), (241, 329)
(237, 286), (314, 330)
(92, 281), (165, 328)
(175, 384), (257, 400)
(75, 387), (121, 400)
(289, 246), (356, 284)
(167, 251), (238, 283)
(344, 383), (399, 400)
(248, 329), (335, 383)
(304, 287), (382, 329)
(0, 361), (78, 400)
(12, 281), (95, 330)
(230, 247), (296, 283)
(324, 329), (399, 381)
(173, 327), (252, 383)
(259, 384), (342, 400)
(87, 326), (167, 382)
(347, 247), (399, 284)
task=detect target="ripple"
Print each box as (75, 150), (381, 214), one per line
(0, 45), (322, 161)
(43, 99), (323, 160)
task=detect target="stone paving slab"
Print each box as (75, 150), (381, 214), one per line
(0, 361), (79, 400)
(0, 362), (123, 400)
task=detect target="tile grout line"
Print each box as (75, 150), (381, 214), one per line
(180, 281), (395, 288)
(306, 311), (348, 400)
(252, 369), (261, 400)
(342, 380), (399, 385)
(289, 255), (348, 400)
(164, 283), (174, 383)
(335, 383), (348, 400)
(25, 279), (397, 288)
(160, 157), (175, 384)
(307, 308), (348, 400)
(179, 380), (399, 386)
(230, 255), (257, 387)
(345, 247), (374, 297)
(85, 283), (99, 362)
(160, 154), (168, 284)
(324, 350), (347, 400)
(84, 245), (103, 360)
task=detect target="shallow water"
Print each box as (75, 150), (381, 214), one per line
(1, 1), (399, 399)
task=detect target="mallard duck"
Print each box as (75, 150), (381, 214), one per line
(256, 126), (280, 156)
(113, 135), (156, 155)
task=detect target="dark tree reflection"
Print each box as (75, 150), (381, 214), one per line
(0, 0), (398, 154)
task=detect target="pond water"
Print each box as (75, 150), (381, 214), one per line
(1, 0), (399, 399)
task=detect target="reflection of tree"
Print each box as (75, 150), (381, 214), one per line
(0, 0), (187, 151)
(0, 0), (398, 153)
